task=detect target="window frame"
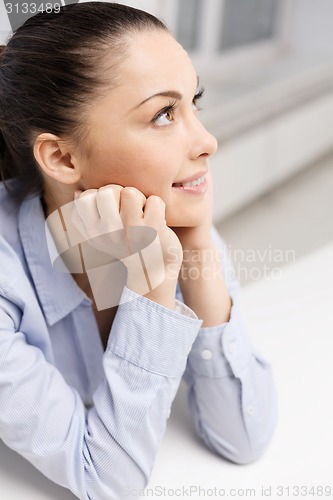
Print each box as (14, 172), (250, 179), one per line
(159, 0), (294, 79)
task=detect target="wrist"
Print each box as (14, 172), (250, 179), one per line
(180, 243), (221, 274)
(176, 244), (232, 326)
(179, 233), (215, 252)
(143, 276), (178, 310)
(171, 224), (213, 253)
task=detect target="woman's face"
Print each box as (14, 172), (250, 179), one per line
(76, 30), (218, 227)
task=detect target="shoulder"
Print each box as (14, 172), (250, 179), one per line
(0, 180), (28, 297)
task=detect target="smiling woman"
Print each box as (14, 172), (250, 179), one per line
(47, 29), (217, 229)
(0, 3), (277, 500)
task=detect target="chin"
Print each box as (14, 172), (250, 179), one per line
(166, 211), (206, 228)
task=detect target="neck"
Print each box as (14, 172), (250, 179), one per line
(42, 184), (92, 295)
(42, 178), (77, 219)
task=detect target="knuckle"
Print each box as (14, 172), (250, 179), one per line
(150, 195), (165, 206)
(121, 187), (146, 204)
(122, 186), (139, 195)
(98, 184), (123, 192)
(148, 194), (158, 201)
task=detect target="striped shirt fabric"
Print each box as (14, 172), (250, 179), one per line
(0, 180), (277, 499)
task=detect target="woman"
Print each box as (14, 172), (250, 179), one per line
(0, 3), (277, 499)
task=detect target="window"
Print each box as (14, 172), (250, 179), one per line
(160, 0), (288, 70)
(101, 0), (291, 81)
(219, 0), (279, 51)
(176, 0), (202, 51)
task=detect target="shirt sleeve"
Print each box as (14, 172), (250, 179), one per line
(0, 286), (202, 500)
(180, 225), (278, 464)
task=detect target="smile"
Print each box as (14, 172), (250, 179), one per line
(172, 175), (208, 194)
(173, 176), (206, 188)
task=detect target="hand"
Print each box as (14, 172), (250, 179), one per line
(69, 185), (183, 295)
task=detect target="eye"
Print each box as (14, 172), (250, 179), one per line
(192, 88), (205, 112)
(153, 102), (178, 127)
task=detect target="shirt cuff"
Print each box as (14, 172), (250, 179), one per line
(185, 299), (253, 378)
(106, 286), (203, 378)
(174, 298), (199, 319)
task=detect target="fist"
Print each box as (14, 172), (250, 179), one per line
(45, 185), (183, 307)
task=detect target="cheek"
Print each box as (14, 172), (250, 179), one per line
(115, 142), (177, 188)
(85, 132), (180, 192)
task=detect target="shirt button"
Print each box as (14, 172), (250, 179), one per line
(247, 405), (255, 416)
(201, 349), (213, 360)
(228, 340), (237, 354)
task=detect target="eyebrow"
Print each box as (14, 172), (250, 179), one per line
(136, 90), (182, 109)
(133, 76), (200, 110)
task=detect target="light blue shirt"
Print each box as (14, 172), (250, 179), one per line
(0, 180), (277, 500)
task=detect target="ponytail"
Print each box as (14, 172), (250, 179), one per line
(0, 45), (15, 190)
(0, 127), (15, 180)
(0, 44), (43, 200)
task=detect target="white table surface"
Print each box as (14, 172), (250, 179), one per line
(1, 242), (333, 499)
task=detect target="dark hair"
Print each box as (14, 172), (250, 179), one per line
(0, 2), (167, 203)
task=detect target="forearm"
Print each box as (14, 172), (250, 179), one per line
(0, 288), (202, 499)
(178, 243), (232, 326)
(185, 349), (278, 464)
(143, 276), (178, 310)
(180, 228), (278, 463)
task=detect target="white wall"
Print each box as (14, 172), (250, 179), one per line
(107, 0), (163, 18)
(210, 91), (333, 221)
(289, 0), (333, 52)
(0, 1), (11, 44)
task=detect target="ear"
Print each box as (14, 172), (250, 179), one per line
(33, 133), (81, 184)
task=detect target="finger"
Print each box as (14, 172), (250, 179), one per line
(67, 189), (103, 244)
(119, 187), (146, 226)
(60, 190), (99, 245)
(96, 185), (124, 232)
(98, 184), (123, 207)
(143, 195), (166, 229)
(75, 189), (99, 228)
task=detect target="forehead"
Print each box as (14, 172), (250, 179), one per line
(117, 30), (197, 91)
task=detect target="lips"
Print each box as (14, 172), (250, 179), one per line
(172, 170), (208, 187)
(171, 176), (208, 195)
(173, 176), (206, 188)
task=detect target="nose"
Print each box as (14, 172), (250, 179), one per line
(188, 116), (218, 160)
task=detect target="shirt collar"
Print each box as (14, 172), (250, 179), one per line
(18, 194), (90, 326)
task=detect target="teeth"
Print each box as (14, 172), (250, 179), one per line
(174, 176), (205, 188)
